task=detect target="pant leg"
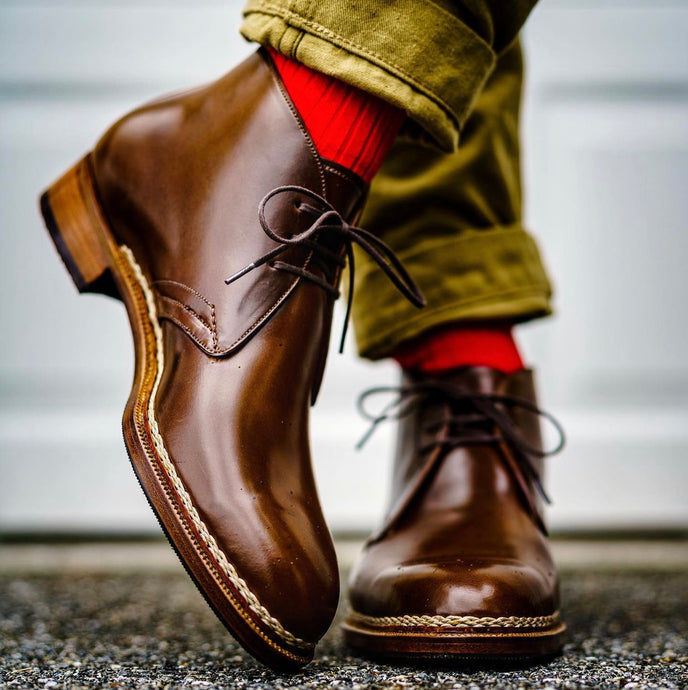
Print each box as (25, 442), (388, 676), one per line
(351, 41), (553, 359)
(240, 1), (538, 151)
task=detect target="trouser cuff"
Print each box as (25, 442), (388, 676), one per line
(351, 224), (553, 360)
(241, 0), (496, 150)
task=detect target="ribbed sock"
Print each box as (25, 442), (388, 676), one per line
(393, 324), (525, 375)
(268, 48), (404, 183)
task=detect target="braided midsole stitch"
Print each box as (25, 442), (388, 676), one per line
(119, 244), (310, 651)
(348, 609), (561, 630)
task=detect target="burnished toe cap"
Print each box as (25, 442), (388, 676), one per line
(349, 555), (559, 621)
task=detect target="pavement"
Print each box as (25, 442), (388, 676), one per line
(1, 539), (687, 689)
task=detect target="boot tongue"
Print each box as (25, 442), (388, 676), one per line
(403, 366), (507, 395)
(386, 367), (507, 521)
(405, 367), (544, 461)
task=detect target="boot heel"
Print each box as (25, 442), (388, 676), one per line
(40, 156), (119, 297)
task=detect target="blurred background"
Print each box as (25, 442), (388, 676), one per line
(1, 0), (687, 538)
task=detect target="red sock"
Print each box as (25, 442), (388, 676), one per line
(394, 324), (525, 375)
(267, 48), (404, 183)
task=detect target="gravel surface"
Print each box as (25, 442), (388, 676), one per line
(1, 565), (687, 689)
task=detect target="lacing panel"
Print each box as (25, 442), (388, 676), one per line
(226, 185), (426, 352)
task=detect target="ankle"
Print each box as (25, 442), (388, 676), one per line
(267, 48), (404, 182)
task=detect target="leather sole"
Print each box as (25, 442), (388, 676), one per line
(40, 156), (315, 671)
(342, 609), (566, 661)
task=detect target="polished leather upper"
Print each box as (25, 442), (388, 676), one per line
(91, 51), (368, 643)
(349, 367), (560, 620)
(94, 52), (365, 361)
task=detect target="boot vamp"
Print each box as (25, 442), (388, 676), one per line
(350, 445), (558, 619)
(153, 283), (339, 641)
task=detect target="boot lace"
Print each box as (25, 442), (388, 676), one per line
(225, 185), (426, 352)
(356, 380), (565, 504)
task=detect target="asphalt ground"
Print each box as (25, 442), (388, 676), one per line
(1, 540), (687, 689)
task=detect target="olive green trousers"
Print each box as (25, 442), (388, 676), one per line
(241, 1), (553, 359)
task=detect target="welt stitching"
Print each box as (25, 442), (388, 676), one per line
(349, 610), (561, 630)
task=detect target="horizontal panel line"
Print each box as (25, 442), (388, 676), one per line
(3, 81), (688, 105)
(0, 80), (177, 101)
(538, 81), (688, 103)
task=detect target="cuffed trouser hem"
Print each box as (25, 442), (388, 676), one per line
(352, 224), (553, 360)
(240, 0), (496, 151)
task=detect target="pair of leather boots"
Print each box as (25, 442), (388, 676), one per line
(41, 51), (565, 670)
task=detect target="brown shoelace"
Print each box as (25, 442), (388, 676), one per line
(225, 185), (426, 352)
(356, 380), (566, 505)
